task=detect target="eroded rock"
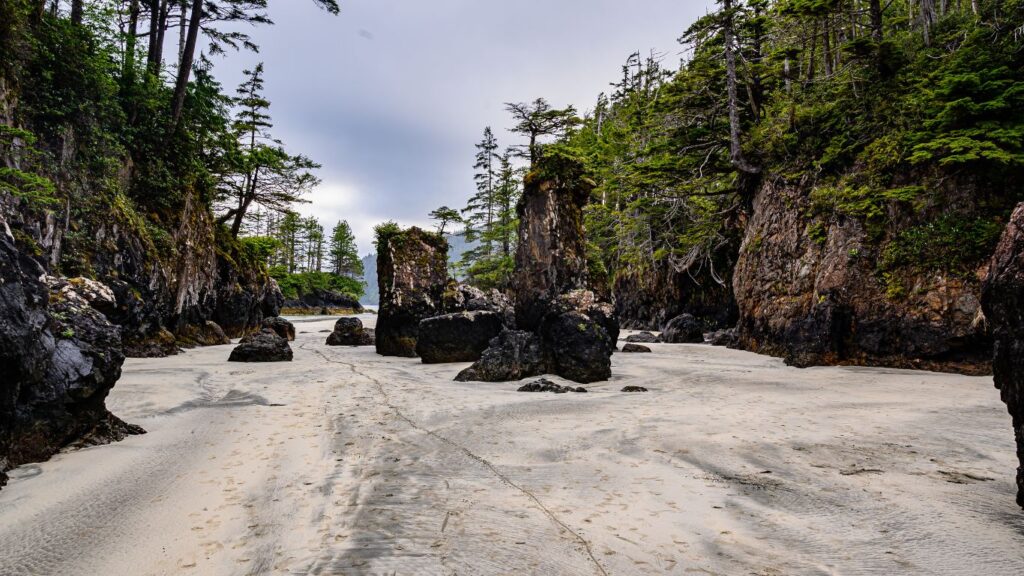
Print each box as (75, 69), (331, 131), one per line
(376, 227), (449, 357)
(622, 343), (652, 353)
(981, 202), (1024, 508)
(660, 313), (704, 344)
(326, 317), (374, 346)
(261, 316), (296, 341)
(517, 378), (587, 394)
(455, 330), (547, 382)
(416, 311), (505, 364)
(228, 329), (293, 362)
(625, 331), (659, 344)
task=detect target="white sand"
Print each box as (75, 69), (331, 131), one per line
(1, 315), (1023, 575)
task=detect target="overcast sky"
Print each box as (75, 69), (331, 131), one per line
(215, 0), (712, 255)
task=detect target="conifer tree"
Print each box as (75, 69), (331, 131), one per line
(462, 127), (499, 250)
(328, 220), (363, 278)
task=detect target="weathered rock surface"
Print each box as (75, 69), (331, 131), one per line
(622, 343), (652, 353)
(613, 261), (739, 332)
(228, 329), (293, 362)
(981, 202), (1024, 508)
(661, 313), (705, 344)
(540, 311), (614, 384)
(733, 180), (990, 372)
(707, 328), (738, 348)
(281, 289), (363, 315)
(176, 320), (230, 347)
(517, 379), (587, 394)
(261, 316), (296, 341)
(512, 154), (594, 331)
(325, 317), (374, 346)
(444, 283), (515, 327)
(376, 227), (450, 357)
(1, 223), (142, 488)
(625, 331), (659, 344)
(455, 330), (548, 382)
(416, 311), (505, 364)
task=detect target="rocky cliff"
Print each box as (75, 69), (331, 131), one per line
(731, 178), (991, 373)
(981, 202), (1024, 508)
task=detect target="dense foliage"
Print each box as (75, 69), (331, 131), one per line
(550, 0), (1024, 299)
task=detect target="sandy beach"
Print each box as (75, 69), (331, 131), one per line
(1, 315), (1022, 575)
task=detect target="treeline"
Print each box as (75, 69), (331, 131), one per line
(1, 1), (338, 282)
(243, 212), (365, 299)
(450, 0), (1023, 304)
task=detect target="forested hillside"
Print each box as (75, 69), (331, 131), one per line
(452, 0), (1024, 372)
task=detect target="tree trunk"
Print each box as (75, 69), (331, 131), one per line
(170, 0), (202, 126)
(123, 0), (140, 86)
(70, 0), (84, 24)
(721, 0), (760, 175)
(870, 0), (883, 41)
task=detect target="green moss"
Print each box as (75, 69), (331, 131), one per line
(878, 215), (1002, 277)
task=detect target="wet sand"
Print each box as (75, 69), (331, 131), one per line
(1, 315), (1023, 575)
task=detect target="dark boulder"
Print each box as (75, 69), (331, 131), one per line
(1, 224), (142, 488)
(517, 379), (587, 394)
(981, 202), (1024, 508)
(621, 386), (649, 393)
(625, 331), (659, 344)
(455, 330), (548, 382)
(707, 328), (739, 348)
(622, 343), (652, 353)
(326, 317), (374, 346)
(177, 320), (231, 347)
(261, 316), (296, 341)
(228, 329), (293, 362)
(540, 311), (614, 384)
(660, 314), (705, 344)
(376, 227), (450, 357)
(550, 289), (620, 345)
(416, 311), (505, 364)
(445, 283), (516, 327)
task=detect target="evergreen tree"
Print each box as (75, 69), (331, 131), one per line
(505, 98), (580, 165)
(328, 220), (363, 278)
(429, 206), (461, 236)
(463, 127), (499, 248)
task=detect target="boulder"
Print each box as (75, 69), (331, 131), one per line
(177, 320), (231, 347)
(660, 313), (705, 344)
(517, 379), (587, 394)
(2, 223), (142, 488)
(981, 202), (1024, 508)
(622, 343), (652, 353)
(416, 311), (505, 364)
(261, 316), (296, 341)
(707, 328), (739, 348)
(228, 329), (293, 362)
(625, 331), (659, 344)
(621, 386), (649, 393)
(376, 227), (450, 357)
(455, 330), (548, 382)
(326, 317), (374, 346)
(540, 311), (614, 384)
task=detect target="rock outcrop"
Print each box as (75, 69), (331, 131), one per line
(732, 180), (990, 372)
(176, 320), (231, 347)
(1, 222), (142, 488)
(625, 331), (659, 344)
(981, 202), (1024, 508)
(455, 330), (548, 383)
(228, 329), (293, 362)
(459, 154), (619, 384)
(375, 227), (450, 357)
(660, 313), (705, 344)
(261, 316), (296, 341)
(512, 153), (593, 331)
(613, 260), (738, 332)
(325, 317), (374, 346)
(416, 311), (505, 364)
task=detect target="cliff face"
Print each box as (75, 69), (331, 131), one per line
(613, 260), (738, 332)
(981, 203), (1024, 508)
(732, 180), (990, 373)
